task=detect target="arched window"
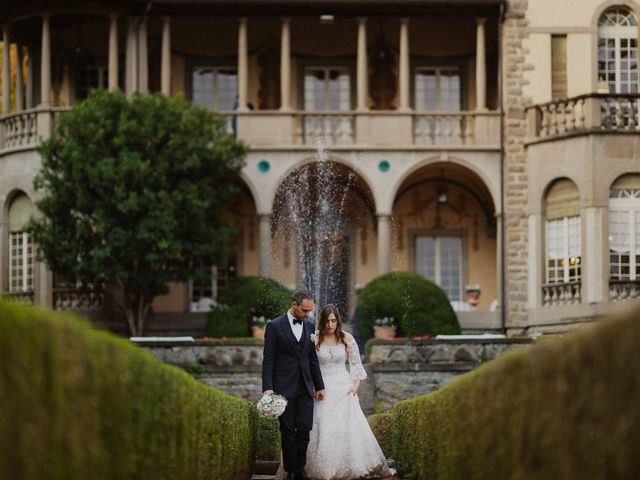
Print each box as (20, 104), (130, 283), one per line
(545, 179), (581, 285)
(598, 7), (639, 94)
(609, 174), (640, 285)
(8, 194), (34, 293)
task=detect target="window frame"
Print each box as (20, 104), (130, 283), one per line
(411, 56), (468, 111)
(411, 230), (467, 302)
(597, 7), (639, 94)
(608, 193), (640, 281)
(544, 215), (582, 285)
(187, 56), (238, 111)
(297, 56), (356, 111)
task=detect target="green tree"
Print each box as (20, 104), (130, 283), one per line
(26, 90), (247, 335)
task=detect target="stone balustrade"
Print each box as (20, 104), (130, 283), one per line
(0, 109), (38, 150)
(527, 93), (640, 142)
(53, 288), (104, 310)
(143, 337), (533, 414)
(0, 107), (500, 153)
(2, 291), (35, 305)
(542, 281), (582, 306)
(609, 279), (640, 301)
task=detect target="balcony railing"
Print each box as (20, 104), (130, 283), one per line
(53, 288), (104, 310)
(527, 93), (640, 143)
(2, 290), (35, 305)
(609, 279), (640, 301)
(0, 107), (500, 153)
(542, 281), (582, 306)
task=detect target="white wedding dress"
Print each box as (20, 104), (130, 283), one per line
(303, 338), (394, 480)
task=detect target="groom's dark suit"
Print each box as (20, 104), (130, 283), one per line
(262, 313), (324, 477)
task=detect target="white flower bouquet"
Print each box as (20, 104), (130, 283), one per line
(257, 393), (288, 418)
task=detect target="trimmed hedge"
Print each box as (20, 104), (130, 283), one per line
(358, 272), (460, 340)
(207, 276), (291, 338)
(367, 413), (393, 458)
(392, 308), (640, 479)
(0, 299), (257, 480)
(255, 416), (281, 461)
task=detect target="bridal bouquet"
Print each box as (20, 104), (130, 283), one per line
(257, 393), (288, 418)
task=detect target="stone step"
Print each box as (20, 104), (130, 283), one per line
(251, 475), (275, 480)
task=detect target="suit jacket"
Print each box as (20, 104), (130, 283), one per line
(261, 313), (325, 398)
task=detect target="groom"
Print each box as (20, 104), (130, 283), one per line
(262, 289), (325, 480)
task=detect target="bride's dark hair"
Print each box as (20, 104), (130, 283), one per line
(316, 304), (348, 352)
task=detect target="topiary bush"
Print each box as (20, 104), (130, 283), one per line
(206, 276), (291, 338)
(358, 272), (460, 340)
(391, 308), (640, 479)
(0, 298), (257, 480)
(255, 416), (281, 461)
(367, 413), (394, 458)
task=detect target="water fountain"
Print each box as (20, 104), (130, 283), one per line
(272, 136), (374, 320)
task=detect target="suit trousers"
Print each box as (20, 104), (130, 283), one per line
(279, 376), (314, 474)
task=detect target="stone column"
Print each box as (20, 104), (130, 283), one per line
(15, 44), (23, 111)
(237, 17), (248, 111)
(527, 212), (543, 309)
(40, 15), (51, 107)
(161, 17), (171, 95)
(399, 18), (410, 111)
(125, 18), (138, 95)
(259, 213), (272, 277)
(377, 213), (391, 275)
(475, 17), (487, 111)
(137, 17), (148, 93)
(2, 26), (10, 113)
(356, 17), (368, 111)
(280, 17), (291, 111)
(26, 47), (33, 109)
(108, 15), (118, 91)
(583, 206), (608, 303)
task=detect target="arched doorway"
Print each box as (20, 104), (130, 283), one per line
(391, 162), (497, 311)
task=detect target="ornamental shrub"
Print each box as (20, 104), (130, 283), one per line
(358, 272), (460, 340)
(206, 276), (291, 338)
(0, 298), (256, 480)
(391, 308), (640, 479)
(367, 413), (394, 458)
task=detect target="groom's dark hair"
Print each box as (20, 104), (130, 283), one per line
(291, 289), (313, 304)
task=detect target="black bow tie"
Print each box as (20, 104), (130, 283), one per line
(293, 318), (302, 325)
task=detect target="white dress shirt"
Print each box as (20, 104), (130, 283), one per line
(287, 311), (303, 341)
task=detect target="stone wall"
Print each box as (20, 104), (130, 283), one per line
(144, 338), (533, 414)
(503, 0), (532, 333)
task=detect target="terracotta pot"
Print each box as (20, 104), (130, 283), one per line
(373, 326), (397, 340)
(251, 325), (266, 340)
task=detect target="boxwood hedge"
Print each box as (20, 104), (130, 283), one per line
(0, 299), (257, 480)
(358, 272), (460, 340)
(391, 308), (640, 479)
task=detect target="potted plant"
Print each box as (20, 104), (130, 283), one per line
(373, 317), (396, 340)
(251, 316), (268, 340)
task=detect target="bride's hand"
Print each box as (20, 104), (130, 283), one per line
(347, 385), (359, 396)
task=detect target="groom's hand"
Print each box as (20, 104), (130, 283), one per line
(263, 390), (274, 396)
(315, 389), (326, 401)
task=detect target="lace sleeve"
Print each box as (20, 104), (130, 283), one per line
(347, 338), (368, 381)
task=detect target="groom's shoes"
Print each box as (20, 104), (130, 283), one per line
(295, 472), (311, 480)
(285, 473), (296, 480)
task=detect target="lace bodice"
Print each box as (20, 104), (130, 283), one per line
(316, 338), (367, 381)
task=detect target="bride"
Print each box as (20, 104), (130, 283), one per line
(304, 304), (394, 480)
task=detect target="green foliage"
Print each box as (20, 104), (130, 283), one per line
(391, 308), (640, 479)
(367, 413), (394, 458)
(206, 276), (291, 338)
(25, 90), (247, 335)
(358, 272), (460, 340)
(0, 298), (257, 480)
(255, 415), (281, 461)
